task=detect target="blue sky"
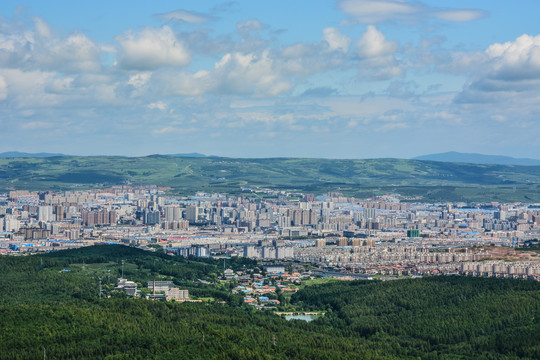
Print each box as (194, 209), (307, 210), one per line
(1, 1), (540, 159)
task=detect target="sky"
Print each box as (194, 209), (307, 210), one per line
(1, 1), (540, 159)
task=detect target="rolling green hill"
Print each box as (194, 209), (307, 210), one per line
(414, 151), (540, 166)
(1, 155), (540, 202)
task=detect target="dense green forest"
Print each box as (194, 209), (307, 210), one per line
(293, 277), (540, 359)
(0, 245), (539, 359)
(2, 155), (540, 202)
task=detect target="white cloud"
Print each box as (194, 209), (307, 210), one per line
(0, 17), (102, 73)
(39, 33), (102, 73)
(456, 34), (540, 104)
(128, 72), (151, 88)
(485, 34), (540, 80)
(33, 16), (52, 39)
(357, 25), (397, 58)
(162, 70), (211, 96)
(323, 27), (350, 53)
(338, 0), (486, 24)
(237, 19), (266, 35)
(116, 26), (191, 70)
(214, 51), (293, 96)
(0, 69), (59, 108)
(339, 0), (418, 23)
(45, 77), (74, 94)
(0, 75), (7, 100)
(355, 26), (402, 80)
(156, 9), (212, 24)
(433, 9), (485, 22)
(163, 50), (293, 97)
(0, 65), (123, 110)
(148, 101), (167, 110)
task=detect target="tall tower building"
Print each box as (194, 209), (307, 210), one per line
(38, 206), (53, 222)
(186, 206), (199, 222)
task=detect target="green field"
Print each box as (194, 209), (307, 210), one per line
(1, 155), (540, 202)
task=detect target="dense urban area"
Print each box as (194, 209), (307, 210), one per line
(2, 185), (540, 281)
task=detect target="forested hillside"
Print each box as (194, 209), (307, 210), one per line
(0, 245), (539, 359)
(293, 277), (540, 359)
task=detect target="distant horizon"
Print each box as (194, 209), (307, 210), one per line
(2, 150), (540, 162)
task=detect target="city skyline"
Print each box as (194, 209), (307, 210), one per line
(1, 1), (540, 158)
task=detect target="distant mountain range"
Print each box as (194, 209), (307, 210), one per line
(2, 150), (539, 166)
(413, 151), (540, 166)
(0, 151), (67, 158)
(0, 152), (213, 159)
(169, 153), (210, 158)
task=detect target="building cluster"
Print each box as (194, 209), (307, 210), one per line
(296, 241), (540, 279)
(243, 239), (294, 260)
(226, 265), (310, 309)
(114, 278), (190, 301)
(460, 261), (540, 278)
(1, 187), (539, 280)
(146, 280), (190, 301)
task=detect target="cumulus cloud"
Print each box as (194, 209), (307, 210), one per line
(0, 61), (123, 110)
(0, 69), (59, 108)
(0, 10), (404, 105)
(356, 26), (402, 79)
(38, 33), (102, 73)
(485, 34), (540, 81)
(164, 50), (293, 97)
(357, 25), (397, 58)
(116, 26), (191, 70)
(456, 34), (540, 103)
(323, 27), (350, 53)
(0, 17), (102, 73)
(338, 0), (486, 24)
(156, 9), (212, 24)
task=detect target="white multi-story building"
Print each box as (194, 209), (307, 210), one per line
(38, 205), (53, 222)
